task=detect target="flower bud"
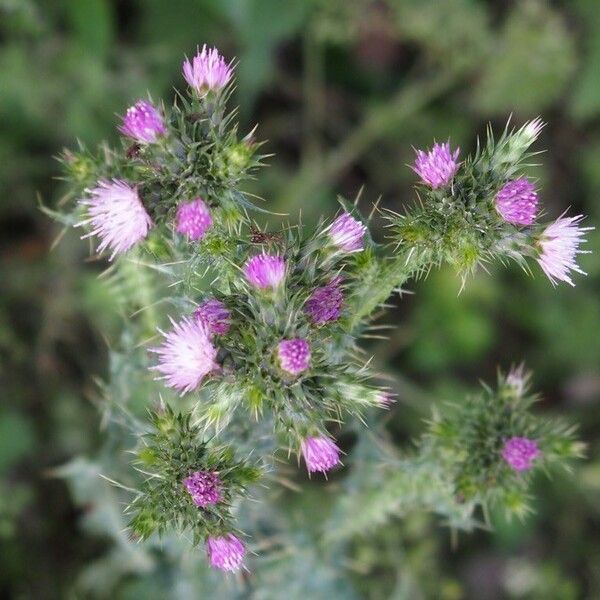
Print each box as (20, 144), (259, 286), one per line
(412, 142), (460, 189)
(301, 436), (341, 473)
(244, 254), (286, 289)
(206, 534), (245, 571)
(183, 45), (233, 93)
(119, 100), (166, 144)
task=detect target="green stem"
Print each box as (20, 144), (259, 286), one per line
(348, 247), (428, 331)
(302, 20), (324, 167)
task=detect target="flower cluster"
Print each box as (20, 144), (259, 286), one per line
(62, 45), (591, 574)
(396, 121), (593, 285)
(418, 369), (580, 520)
(127, 408), (260, 572)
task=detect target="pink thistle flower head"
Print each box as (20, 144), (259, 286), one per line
(301, 436), (341, 473)
(412, 142), (460, 189)
(150, 316), (218, 394)
(501, 437), (541, 472)
(495, 177), (538, 225)
(78, 179), (152, 260)
(376, 391), (396, 409)
(176, 198), (213, 241)
(119, 100), (166, 144)
(328, 212), (367, 252)
(305, 277), (343, 325)
(206, 534), (245, 572)
(244, 254), (286, 289)
(277, 338), (311, 375)
(195, 299), (231, 336)
(536, 214), (593, 286)
(183, 471), (222, 507)
(183, 45), (233, 93)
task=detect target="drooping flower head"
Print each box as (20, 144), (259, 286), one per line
(328, 212), (367, 252)
(501, 437), (541, 472)
(495, 177), (538, 225)
(206, 534), (245, 572)
(278, 338), (311, 375)
(183, 45), (233, 93)
(119, 100), (166, 144)
(183, 471), (222, 507)
(244, 254), (286, 289)
(412, 142), (460, 189)
(301, 436), (341, 473)
(150, 317), (218, 393)
(305, 277), (343, 325)
(176, 198), (213, 241)
(195, 299), (231, 336)
(78, 179), (152, 260)
(536, 214), (592, 286)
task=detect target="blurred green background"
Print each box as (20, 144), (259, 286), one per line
(1, 0), (599, 598)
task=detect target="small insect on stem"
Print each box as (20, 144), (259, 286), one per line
(126, 143), (141, 159)
(249, 226), (283, 244)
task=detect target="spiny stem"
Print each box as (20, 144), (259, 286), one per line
(348, 248), (428, 331)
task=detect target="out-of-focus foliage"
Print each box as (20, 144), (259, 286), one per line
(474, 0), (576, 114)
(1, 0), (599, 598)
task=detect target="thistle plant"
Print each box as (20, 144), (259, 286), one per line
(53, 45), (592, 574)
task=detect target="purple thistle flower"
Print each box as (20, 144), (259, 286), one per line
(206, 534), (245, 572)
(305, 277), (343, 325)
(176, 198), (213, 241)
(501, 437), (541, 472)
(119, 100), (166, 144)
(277, 338), (311, 375)
(195, 299), (231, 336)
(301, 436), (341, 473)
(412, 142), (460, 189)
(328, 212), (367, 252)
(78, 179), (152, 260)
(536, 214), (593, 286)
(150, 316), (218, 393)
(183, 471), (222, 507)
(244, 254), (286, 289)
(495, 177), (538, 226)
(183, 45), (233, 93)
